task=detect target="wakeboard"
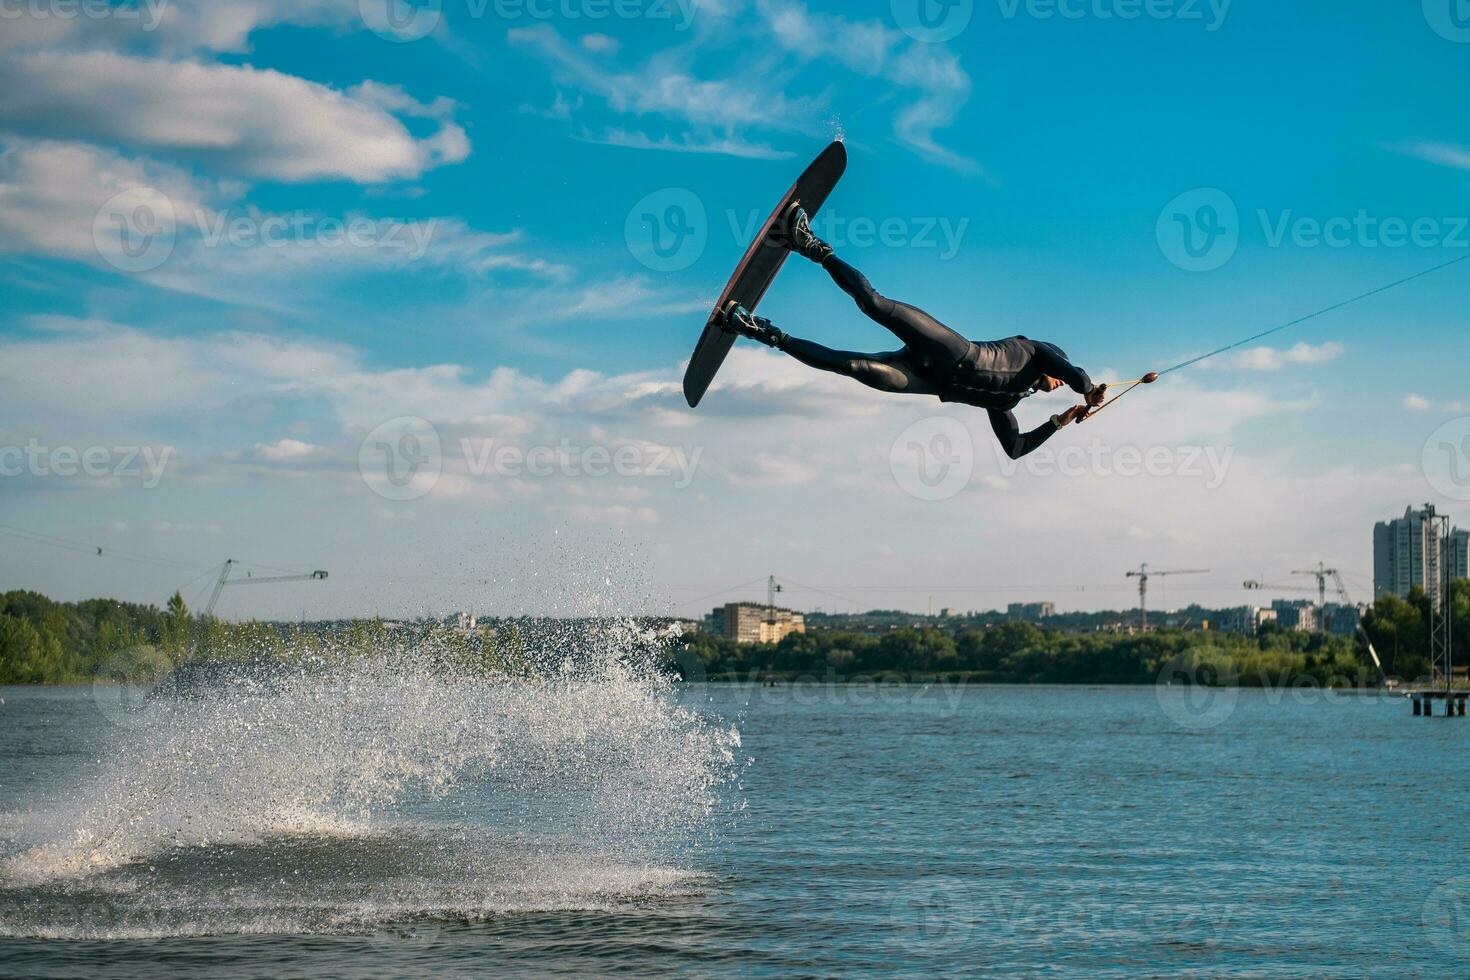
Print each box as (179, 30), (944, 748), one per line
(683, 140), (848, 408)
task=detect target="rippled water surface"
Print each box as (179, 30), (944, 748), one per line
(2, 679), (1465, 977)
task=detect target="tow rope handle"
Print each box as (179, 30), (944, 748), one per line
(1077, 372), (1158, 423)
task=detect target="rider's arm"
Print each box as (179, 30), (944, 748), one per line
(988, 409), (1064, 461)
(1034, 345), (1095, 396)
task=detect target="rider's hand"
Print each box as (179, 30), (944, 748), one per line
(1054, 405), (1088, 428)
(1085, 384), (1108, 408)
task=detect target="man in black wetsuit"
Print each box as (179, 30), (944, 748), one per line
(724, 206), (1106, 460)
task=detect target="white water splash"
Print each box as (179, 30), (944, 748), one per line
(2, 623), (739, 898)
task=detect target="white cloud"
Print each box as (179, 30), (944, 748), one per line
(0, 50), (468, 183)
(0, 319), (1423, 619)
(580, 33), (621, 54)
(1404, 393), (1432, 411)
(0, 139), (222, 258)
(756, 0), (976, 171)
(508, 25), (819, 133)
(579, 128), (796, 160)
(1225, 342), (1344, 372)
(1397, 141), (1470, 172)
(508, 6), (975, 171)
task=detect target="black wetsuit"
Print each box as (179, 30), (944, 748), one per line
(775, 256), (1096, 460)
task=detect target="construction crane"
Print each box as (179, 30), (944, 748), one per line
(1292, 562), (1339, 628)
(1244, 572), (1387, 683)
(1125, 564), (1208, 632)
(204, 559), (329, 619)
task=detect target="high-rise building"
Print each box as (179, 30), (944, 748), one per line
(1450, 528), (1470, 582)
(1374, 505), (1466, 599)
(712, 602), (806, 644)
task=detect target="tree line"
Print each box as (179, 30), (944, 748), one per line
(2, 581), (1465, 687)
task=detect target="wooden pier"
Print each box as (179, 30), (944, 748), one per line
(1410, 691), (1469, 716)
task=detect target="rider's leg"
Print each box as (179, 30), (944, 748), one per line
(820, 255), (971, 375)
(780, 337), (916, 394)
(725, 302), (914, 393)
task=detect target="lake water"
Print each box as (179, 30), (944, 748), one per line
(1, 676), (1466, 977)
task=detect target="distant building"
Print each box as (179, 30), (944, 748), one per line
(1323, 603), (1361, 637)
(1450, 528), (1470, 581)
(1374, 505), (1467, 599)
(1272, 599), (1318, 632)
(1216, 606), (1277, 635)
(1006, 602), (1056, 621)
(453, 611), (478, 635)
(712, 602), (806, 644)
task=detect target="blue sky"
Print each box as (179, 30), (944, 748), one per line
(1, 0), (1467, 619)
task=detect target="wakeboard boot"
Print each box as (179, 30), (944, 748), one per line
(776, 203), (833, 264)
(722, 302), (787, 348)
